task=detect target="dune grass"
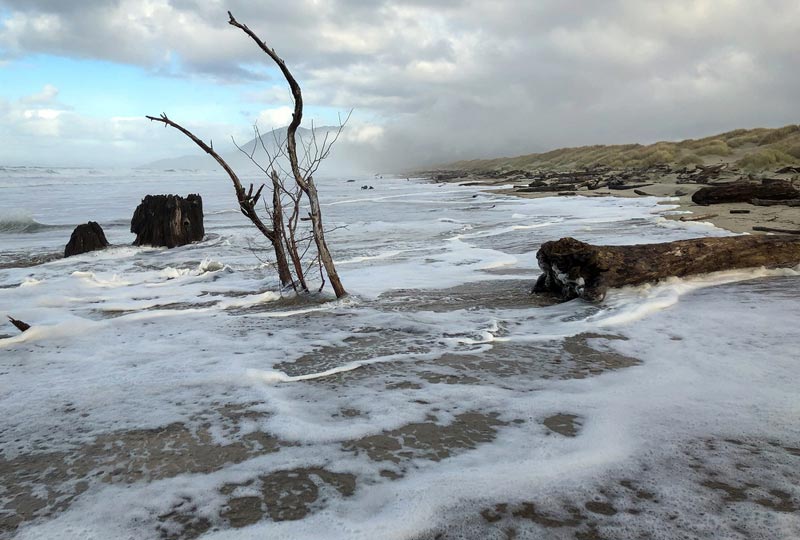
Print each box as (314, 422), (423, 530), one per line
(443, 125), (800, 173)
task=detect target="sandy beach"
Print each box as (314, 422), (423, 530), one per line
(437, 169), (800, 237)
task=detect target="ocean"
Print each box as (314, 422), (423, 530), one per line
(1, 167), (798, 539)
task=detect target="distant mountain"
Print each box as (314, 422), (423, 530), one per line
(141, 125), (359, 175)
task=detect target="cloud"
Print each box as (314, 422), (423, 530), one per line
(256, 106), (294, 130)
(20, 83), (59, 103)
(0, 0), (799, 169)
(0, 84), (255, 166)
(343, 123), (384, 145)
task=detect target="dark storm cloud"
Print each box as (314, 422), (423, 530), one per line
(1, 0), (799, 168)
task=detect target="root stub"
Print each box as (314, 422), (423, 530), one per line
(532, 236), (800, 302)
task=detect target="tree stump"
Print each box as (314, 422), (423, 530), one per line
(64, 221), (109, 257)
(691, 180), (799, 205)
(533, 236), (800, 302)
(131, 194), (204, 248)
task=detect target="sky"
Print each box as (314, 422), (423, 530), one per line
(0, 0), (798, 170)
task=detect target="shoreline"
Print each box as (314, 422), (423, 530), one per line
(427, 173), (800, 236)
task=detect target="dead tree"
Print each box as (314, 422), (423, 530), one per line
(147, 12), (347, 297)
(227, 12), (346, 298)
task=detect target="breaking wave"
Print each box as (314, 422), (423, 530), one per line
(0, 212), (66, 234)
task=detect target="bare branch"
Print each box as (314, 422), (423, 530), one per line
(228, 11), (307, 190)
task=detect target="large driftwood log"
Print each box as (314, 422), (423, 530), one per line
(131, 194), (204, 248)
(64, 221), (109, 257)
(533, 236), (800, 302)
(692, 180), (799, 205)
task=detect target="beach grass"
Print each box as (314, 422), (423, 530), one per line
(442, 124), (800, 173)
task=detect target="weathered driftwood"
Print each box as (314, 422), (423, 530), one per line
(679, 213), (718, 222)
(751, 198), (800, 207)
(532, 236), (800, 302)
(517, 185), (576, 193)
(692, 180), (799, 205)
(608, 183), (654, 191)
(753, 226), (800, 235)
(7, 315), (30, 333)
(131, 194), (204, 248)
(587, 181), (608, 190)
(64, 221), (109, 257)
(677, 164), (727, 184)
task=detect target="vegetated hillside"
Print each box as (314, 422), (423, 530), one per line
(444, 125), (800, 174)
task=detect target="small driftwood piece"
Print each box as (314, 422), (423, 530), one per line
(7, 316), (30, 333)
(680, 213), (718, 222)
(633, 189), (653, 196)
(608, 183), (654, 191)
(692, 181), (799, 205)
(753, 226), (800, 235)
(532, 236), (800, 302)
(516, 185), (576, 193)
(730, 209), (751, 214)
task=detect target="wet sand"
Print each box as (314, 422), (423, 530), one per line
(418, 437), (800, 540)
(0, 278), (648, 539)
(3, 178), (799, 539)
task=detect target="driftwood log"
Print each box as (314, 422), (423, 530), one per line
(64, 221), (109, 257)
(533, 236), (800, 302)
(751, 198), (800, 207)
(608, 183), (654, 190)
(677, 164), (727, 184)
(131, 194), (204, 248)
(692, 180), (799, 205)
(753, 226), (800, 235)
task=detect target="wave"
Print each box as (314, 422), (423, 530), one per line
(0, 212), (65, 234)
(0, 165), (60, 175)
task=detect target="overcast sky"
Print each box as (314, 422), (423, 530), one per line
(1, 0), (798, 170)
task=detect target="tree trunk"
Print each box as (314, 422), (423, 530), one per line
(307, 179), (346, 298)
(269, 171), (301, 290)
(533, 236), (800, 302)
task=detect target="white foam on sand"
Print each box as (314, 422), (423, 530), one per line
(2, 172), (798, 539)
